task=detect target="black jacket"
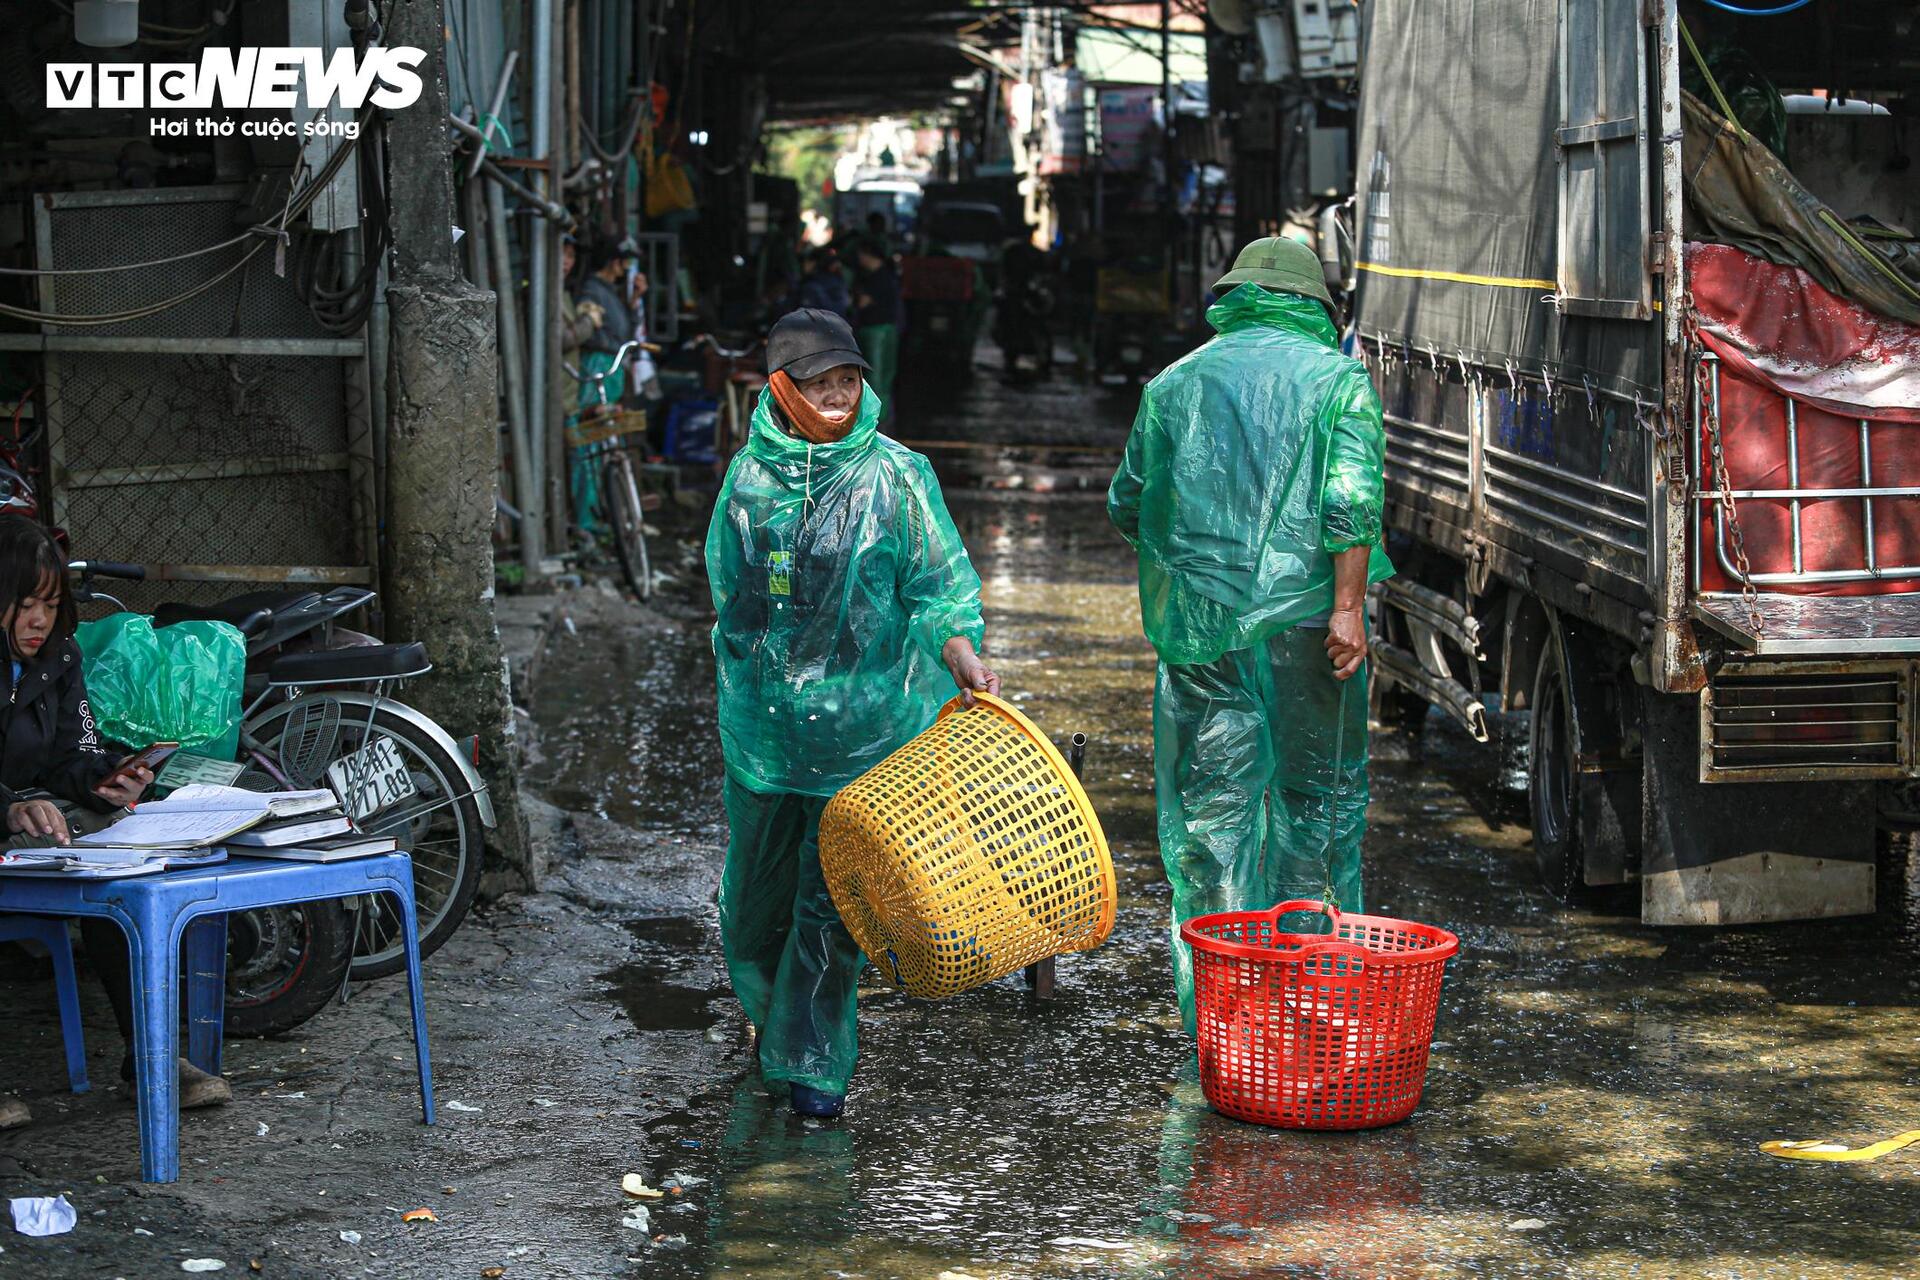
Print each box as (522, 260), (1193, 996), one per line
(0, 637), (119, 813)
(854, 263), (902, 329)
(577, 274), (636, 354)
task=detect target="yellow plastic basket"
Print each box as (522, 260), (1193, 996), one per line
(820, 692), (1116, 999)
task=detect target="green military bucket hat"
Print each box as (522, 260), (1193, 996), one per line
(1212, 235), (1333, 306)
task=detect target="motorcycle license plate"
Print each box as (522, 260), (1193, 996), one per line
(929, 315), (951, 332)
(1121, 345), (1144, 363)
(328, 736), (417, 821)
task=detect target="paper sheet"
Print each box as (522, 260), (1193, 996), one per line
(10, 1194), (76, 1236)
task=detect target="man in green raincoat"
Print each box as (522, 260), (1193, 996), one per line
(1107, 237), (1393, 1032)
(707, 308), (999, 1117)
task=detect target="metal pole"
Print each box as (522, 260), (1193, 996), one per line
(1025, 731), (1088, 1001)
(635, 0), (652, 232)
(528, 0), (553, 548)
(547, 0), (570, 554)
(468, 50), (519, 182)
(486, 178), (545, 575)
(1161, 0), (1173, 219)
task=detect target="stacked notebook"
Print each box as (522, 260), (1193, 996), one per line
(79, 784), (397, 864)
(0, 785), (399, 878)
(0, 846), (226, 879)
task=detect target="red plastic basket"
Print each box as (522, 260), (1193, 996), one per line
(900, 255), (976, 302)
(1182, 899), (1458, 1130)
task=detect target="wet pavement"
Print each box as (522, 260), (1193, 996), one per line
(4, 359), (1920, 1277)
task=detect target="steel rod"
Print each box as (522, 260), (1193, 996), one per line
(1787, 397), (1802, 575)
(467, 50), (519, 181)
(1861, 419), (1877, 573)
(485, 177), (544, 573)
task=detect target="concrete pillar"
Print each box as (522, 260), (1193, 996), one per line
(380, 0), (533, 885)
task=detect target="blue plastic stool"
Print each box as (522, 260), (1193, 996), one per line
(0, 853), (434, 1181)
(0, 914), (90, 1093)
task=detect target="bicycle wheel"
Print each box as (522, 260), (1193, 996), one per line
(243, 698), (486, 981)
(603, 450), (653, 600)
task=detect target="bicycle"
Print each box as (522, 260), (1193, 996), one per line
(72, 562), (494, 1035)
(563, 338), (655, 600)
(692, 332), (767, 461)
(2, 385), (45, 519)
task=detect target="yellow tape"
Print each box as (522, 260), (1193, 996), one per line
(1357, 261), (1558, 291)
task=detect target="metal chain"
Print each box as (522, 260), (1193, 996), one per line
(1685, 293), (1765, 636)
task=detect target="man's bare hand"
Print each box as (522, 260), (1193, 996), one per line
(1325, 606), (1367, 681)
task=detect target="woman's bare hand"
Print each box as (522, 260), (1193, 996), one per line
(7, 800), (70, 845)
(94, 765), (154, 809)
(943, 637), (1002, 708)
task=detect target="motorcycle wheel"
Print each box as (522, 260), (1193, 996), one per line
(243, 701), (487, 982)
(223, 900), (355, 1038)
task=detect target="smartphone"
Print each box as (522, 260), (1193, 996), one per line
(103, 742), (180, 787)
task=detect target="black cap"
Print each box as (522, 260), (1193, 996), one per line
(766, 308), (871, 382)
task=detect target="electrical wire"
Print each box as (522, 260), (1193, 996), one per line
(1699, 0), (1816, 14)
(0, 118), (363, 326)
(0, 229), (262, 277)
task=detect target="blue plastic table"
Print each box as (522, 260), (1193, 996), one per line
(0, 853), (434, 1181)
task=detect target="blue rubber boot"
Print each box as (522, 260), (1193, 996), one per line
(789, 1085), (845, 1119)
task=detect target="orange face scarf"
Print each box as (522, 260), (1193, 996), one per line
(769, 370), (858, 445)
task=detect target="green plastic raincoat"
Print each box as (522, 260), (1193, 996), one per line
(1108, 283), (1392, 1031)
(707, 381), (985, 1096)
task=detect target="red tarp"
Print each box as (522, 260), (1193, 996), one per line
(1691, 243), (1920, 596)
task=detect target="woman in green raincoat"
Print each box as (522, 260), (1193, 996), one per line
(706, 307), (999, 1118)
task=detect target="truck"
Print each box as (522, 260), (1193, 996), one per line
(1346, 0), (1920, 924)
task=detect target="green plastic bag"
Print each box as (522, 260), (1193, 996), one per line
(75, 612), (247, 761)
(1107, 283), (1394, 666)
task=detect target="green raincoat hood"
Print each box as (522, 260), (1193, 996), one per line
(1204, 281), (1340, 346)
(745, 380), (882, 470)
(707, 385), (985, 796)
(1108, 284), (1393, 665)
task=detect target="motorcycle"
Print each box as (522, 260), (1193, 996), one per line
(72, 562), (495, 1036)
(1094, 311), (1160, 386)
(994, 276), (1056, 382)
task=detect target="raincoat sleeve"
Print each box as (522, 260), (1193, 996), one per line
(1319, 366), (1387, 555)
(705, 462), (746, 617)
(1107, 390), (1154, 548)
(898, 455), (986, 656)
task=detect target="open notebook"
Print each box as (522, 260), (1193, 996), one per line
(74, 785), (339, 850)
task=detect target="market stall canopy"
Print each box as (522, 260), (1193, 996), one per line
(750, 0), (1018, 121)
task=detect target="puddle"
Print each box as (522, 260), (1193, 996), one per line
(548, 372), (1920, 1279)
(601, 917), (725, 1033)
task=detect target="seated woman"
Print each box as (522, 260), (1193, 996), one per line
(0, 516), (230, 1128)
(706, 308), (999, 1119)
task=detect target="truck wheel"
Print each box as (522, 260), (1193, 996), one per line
(1529, 637), (1585, 901)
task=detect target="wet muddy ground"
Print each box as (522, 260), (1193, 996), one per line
(4, 362), (1919, 1277)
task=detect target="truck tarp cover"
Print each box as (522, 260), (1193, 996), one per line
(1353, 0), (1658, 396)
